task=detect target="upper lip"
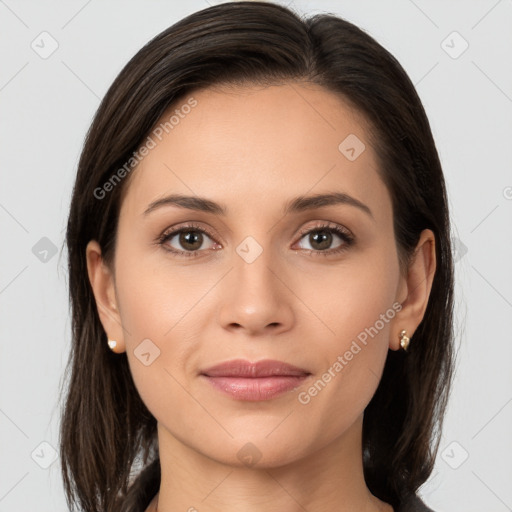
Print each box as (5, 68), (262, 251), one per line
(200, 359), (311, 378)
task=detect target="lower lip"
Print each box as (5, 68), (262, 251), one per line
(201, 375), (310, 401)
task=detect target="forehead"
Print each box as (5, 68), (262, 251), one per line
(120, 82), (389, 221)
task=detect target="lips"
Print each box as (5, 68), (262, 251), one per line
(200, 359), (311, 378)
(200, 359), (312, 401)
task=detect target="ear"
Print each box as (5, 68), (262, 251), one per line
(85, 240), (126, 353)
(390, 229), (436, 351)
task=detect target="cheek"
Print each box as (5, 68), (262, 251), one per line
(296, 284), (396, 445)
(303, 238), (400, 348)
(114, 237), (204, 341)
(296, 240), (399, 407)
(112, 246), (182, 402)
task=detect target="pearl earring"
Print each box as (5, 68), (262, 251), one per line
(108, 339), (118, 352)
(399, 330), (410, 351)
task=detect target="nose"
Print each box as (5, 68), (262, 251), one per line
(217, 244), (295, 337)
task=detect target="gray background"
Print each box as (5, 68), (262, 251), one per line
(1, 0), (511, 510)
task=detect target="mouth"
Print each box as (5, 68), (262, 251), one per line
(199, 359), (312, 401)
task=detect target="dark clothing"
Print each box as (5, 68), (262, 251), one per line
(396, 493), (435, 512)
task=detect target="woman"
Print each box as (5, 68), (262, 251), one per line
(60, 2), (454, 511)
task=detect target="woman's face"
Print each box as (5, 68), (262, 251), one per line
(89, 82), (421, 468)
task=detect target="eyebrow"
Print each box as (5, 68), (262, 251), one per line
(143, 192), (373, 219)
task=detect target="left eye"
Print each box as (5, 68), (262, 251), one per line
(296, 228), (345, 251)
(293, 224), (353, 254)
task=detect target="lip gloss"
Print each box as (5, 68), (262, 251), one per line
(202, 374), (309, 400)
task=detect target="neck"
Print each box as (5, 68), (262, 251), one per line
(150, 414), (392, 512)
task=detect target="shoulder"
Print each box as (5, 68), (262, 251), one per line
(395, 493), (436, 512)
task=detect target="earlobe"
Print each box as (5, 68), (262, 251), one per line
(85, 240), (126, 353)
(390, 229), (436, 351)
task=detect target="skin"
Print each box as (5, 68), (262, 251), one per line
(86, 82), (436, 512)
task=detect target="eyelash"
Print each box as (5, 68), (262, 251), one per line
(156, 222), (354, 258)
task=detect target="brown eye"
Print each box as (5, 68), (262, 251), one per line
(158, 223), (219, 257)
(306, 229), (334, 251)
(178, 230), (204, 251)
(294, 223), (354, 257)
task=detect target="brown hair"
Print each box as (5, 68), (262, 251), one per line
(60, 2), (455, 510)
